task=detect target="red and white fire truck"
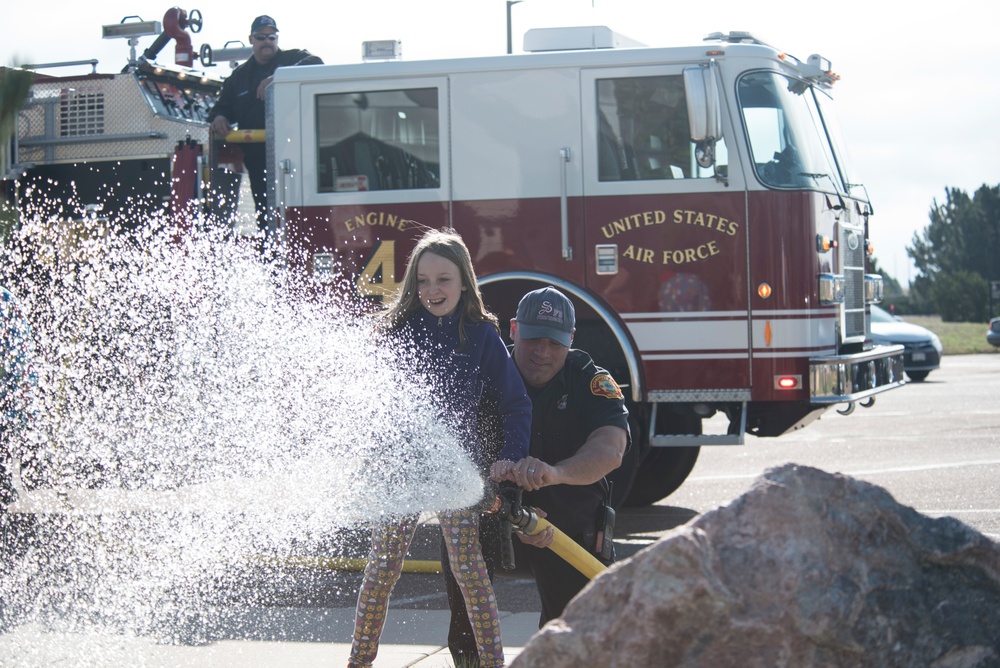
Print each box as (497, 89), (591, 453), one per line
(5, 18), (905, 506)
(266, 26), (905, 505)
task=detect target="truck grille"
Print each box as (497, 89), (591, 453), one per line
(841, 225), (865, 339)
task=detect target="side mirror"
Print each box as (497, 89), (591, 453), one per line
(683, 65), (721, 168)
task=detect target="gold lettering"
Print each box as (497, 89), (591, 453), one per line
(623, 245), (636, 260)
(340, 211), (411, 233)
(661, 242), (721, 265)
(640, 248), (655, 263)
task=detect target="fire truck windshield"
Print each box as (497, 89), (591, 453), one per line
(738, 71), (843, 193)
(813, 90), (867, 202)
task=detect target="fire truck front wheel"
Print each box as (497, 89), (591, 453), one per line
(623, 447), (700, 507)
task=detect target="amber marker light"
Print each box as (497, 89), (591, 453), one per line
(816, 234), (837, 252)
(758, 283), (772, 299)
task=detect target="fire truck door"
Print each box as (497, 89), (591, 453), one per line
(579, 66), (752, 394)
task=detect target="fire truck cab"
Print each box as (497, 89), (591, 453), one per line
(267, 26), (904, 506)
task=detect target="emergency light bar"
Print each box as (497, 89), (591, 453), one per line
(363, 40), (402, 61)
(103, 20), (162, 40)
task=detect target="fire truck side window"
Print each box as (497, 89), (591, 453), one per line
(314, 88), (441, 192)
(596, 75), (725, 181)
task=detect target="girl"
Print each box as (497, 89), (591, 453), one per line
(349, 228), (531, 668)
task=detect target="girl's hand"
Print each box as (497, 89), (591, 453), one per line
(490, 459), (517, 481)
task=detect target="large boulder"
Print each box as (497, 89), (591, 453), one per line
(512, 464), (1000, 667)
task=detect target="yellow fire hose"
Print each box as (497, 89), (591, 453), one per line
(259, 555), (444, 574)
(528, 516), (607, 580)
(259, 508), (607, 580)
(222, 129), (266, 143)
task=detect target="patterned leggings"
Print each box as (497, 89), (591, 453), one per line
(348, 510), (504, 667)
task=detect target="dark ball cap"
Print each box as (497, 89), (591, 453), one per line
(515, 286), (576, 347)
(251, 15), (278, 33)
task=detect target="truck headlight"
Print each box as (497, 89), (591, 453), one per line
(864, 274), (884, 304)
(819, 273), (845, 305)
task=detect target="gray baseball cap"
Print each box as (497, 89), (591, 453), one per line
(251, 15), (278, 33)
(515, 286), (575, 346)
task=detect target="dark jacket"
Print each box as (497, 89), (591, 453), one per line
(208, 49), (322, 130)
(522, 349), (630, 541)
(397, 306), (531, 469)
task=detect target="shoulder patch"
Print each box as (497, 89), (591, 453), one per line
(590, 374), (623, 400)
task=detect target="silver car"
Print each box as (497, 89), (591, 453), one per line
(988, 317), (1000, 347)
(869, 305), (943, 382)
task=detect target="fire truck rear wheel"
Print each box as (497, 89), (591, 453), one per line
(623, 446), (700, 507)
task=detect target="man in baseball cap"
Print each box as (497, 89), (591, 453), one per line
(443, 285), (629, 664)
(208, 15), (322, 255)
(513, 286), (576, 347)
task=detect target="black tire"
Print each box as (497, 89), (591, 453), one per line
(624, 446), (700, 507)
(906, 370), (929, 382)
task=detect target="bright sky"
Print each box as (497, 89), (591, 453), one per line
(6, 0), (1000, 285)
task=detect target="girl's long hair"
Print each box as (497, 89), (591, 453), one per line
(382, 228), (498, 346)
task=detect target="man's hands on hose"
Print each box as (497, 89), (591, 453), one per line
(514, 507), (555, 548)
(487, 459), (556, 549)
(210, 115), (232, 138)
(492, 456), (551, 491)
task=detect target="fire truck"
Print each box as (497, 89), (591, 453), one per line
(2, 8), (246, 224)
(5, 18), (906, 506)
(266, 26), (905, 506)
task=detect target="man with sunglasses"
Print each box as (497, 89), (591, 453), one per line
(208, 15), (322, 253)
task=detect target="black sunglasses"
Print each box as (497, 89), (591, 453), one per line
(253, 33), (278, 41)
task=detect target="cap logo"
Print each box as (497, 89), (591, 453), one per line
(536, 300), (564, 324)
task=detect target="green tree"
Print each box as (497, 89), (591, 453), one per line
(908, 185), (1000, 321)
(869, 255), (903, 295)
(868, 255), (909, 313)
(930, 270), (988, 323)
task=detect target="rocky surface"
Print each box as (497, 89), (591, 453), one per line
(511, 464), (1000, 667)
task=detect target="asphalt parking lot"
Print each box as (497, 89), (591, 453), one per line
(1, 354), (996, 666)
